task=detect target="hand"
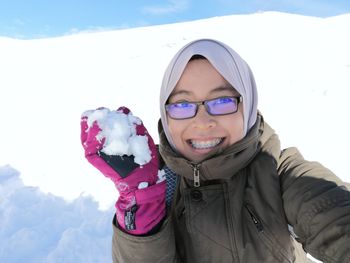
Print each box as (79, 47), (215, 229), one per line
(81, 107), (166, 235)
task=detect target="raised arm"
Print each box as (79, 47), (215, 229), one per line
(80, 107), (178, 262)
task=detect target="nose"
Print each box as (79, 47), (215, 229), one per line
(193, 105), (216, 129)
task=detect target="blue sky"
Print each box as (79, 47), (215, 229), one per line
(0, 0), (349, 39)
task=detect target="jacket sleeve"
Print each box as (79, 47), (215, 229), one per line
(278, 147), (350, 262)
(111, 214), (179, 263)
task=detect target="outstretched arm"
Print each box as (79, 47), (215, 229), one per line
(278, 147), (350, 262)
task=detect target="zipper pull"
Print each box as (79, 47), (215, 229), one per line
(245, 204), (263, 232)
(251, 214), (263, 232)
(191, 164), (200, 187)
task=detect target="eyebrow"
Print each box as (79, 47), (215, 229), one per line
(169, 89), (192, 98)
(210, 85), (237, 95)
(170, 85), (237, 98)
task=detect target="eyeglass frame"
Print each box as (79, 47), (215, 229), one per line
(165, 95), (243, 120)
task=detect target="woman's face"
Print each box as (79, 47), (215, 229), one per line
(167, 59), (244, 163)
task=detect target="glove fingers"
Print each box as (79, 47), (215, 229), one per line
(80, 117), (89, 144)
(83, 120), (105, 154)
(86, 121), (102, 142)
(117, 106), (131, 115)
(135, 124), (157, 161)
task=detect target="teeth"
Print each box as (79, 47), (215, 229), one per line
(190, 138), (222, 149)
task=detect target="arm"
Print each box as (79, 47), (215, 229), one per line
(111, 164), (179, 263)
(278, 147), (350, 262)
(112, 215), (180, 263)
(81, 107), (178, 262)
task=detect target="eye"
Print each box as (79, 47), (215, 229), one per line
(214, 97), (233, 104)
(173, 101), (193, 108)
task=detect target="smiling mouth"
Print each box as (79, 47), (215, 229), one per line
(189, 138), (224, 149)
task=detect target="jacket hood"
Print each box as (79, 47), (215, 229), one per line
(159, 39), (258, 150)
(158, 114), (278, 184)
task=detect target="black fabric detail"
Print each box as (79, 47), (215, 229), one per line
(145, 216), (166, 235)
(157, 145), (165, 169)
(113, 213), (166, 236)
(164, 166), (178, 210)
(98, 151), (139, 178)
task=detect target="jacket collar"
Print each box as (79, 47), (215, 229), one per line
(158, 114), (273, 183)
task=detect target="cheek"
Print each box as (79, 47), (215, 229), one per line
(167, 119), (185, 146)
(226, 111), (245, 145)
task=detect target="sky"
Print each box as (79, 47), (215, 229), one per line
(0, 10), (349, 263)
(0, 0), (350, 39)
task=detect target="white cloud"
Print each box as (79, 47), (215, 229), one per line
(64, 25), (129, 36)
(252, 0), (347, 17)
(143, 0), (189, 15)
(13, 18), (25, 26)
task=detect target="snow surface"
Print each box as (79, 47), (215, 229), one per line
(0, 165), (113, 262)
(1, 11), (350, 262)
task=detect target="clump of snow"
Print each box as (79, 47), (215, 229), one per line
(82, 108), (152, 165)
(157, 169), (167, 184)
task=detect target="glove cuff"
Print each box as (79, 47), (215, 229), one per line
(115, 181), (166, 235)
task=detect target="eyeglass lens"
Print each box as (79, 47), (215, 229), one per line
(166, 97), (239, 119)
(206, 97), (237, 115)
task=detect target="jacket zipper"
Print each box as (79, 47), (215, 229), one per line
(245, 204), (264, 232)
(244, 204), (292, 262)
(224, 182), (240, 262)
(190, 163), (201, 187)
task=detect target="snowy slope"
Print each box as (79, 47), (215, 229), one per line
(0, 12), (349, 262)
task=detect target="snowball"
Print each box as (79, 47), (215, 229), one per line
(83, 108), (152, 165)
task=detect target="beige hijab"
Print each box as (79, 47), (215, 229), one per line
(159, 39), (258, 149)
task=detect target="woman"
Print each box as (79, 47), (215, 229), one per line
(81, 39), (350, 262)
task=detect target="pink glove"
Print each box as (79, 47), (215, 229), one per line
(81, 107), (166, 235)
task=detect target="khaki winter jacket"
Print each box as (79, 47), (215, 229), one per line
(111, 114), (350, 262)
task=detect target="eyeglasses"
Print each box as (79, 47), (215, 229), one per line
(165, 96), (242, 120)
